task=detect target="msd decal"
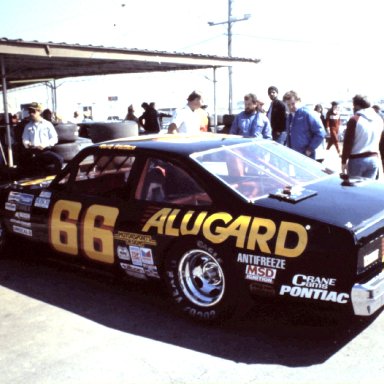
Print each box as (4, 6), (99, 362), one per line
(245, 265), (277, 284)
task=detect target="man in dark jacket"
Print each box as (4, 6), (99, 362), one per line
(282, 90), (326, 159)
(139, 102), (160, 134)
(267, 86), (287, 144)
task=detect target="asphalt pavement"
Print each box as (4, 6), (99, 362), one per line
(1, 245), (384, 384)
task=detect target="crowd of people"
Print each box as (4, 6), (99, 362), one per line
(1, 87), (383, 181)
(154, 86), (383, 180)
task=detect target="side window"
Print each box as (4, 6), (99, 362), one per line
(58, 153), (135, 197)
(136, 158), (212, 206)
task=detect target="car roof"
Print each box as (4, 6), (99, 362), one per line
(91, 133), (255, 156)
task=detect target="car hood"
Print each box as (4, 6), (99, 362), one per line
(256, 176), (384, 234)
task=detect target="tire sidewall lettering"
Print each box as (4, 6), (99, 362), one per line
(165, 240), (236, 321)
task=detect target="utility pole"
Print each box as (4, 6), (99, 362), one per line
(208, 0), (250, 114)
(227, 0), (233, 114)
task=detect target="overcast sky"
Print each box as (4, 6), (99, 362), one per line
(1, 0), (384, 114)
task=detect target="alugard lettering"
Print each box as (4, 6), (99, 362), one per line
(142, 208), (308, 258)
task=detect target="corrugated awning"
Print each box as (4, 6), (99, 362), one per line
(0, 38), (260, 89)
(0, 38), (260, 167)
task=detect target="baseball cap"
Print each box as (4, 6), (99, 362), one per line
(28, 102), (43, 112)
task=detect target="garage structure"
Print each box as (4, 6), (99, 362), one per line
(0, 38), (260, 167)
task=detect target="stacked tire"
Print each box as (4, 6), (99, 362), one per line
(52, 123), (80, 162)
(86, 121), (139, 143)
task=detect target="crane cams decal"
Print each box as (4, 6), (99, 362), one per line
(279, 274), (349, 303)
(142, 208), (308, 258)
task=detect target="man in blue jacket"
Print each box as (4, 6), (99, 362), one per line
(230, 93), (272, 139)
(282, 90), (326, 159)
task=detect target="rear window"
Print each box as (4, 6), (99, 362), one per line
(191, 140), (333, 200)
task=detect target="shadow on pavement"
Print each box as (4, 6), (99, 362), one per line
(0, 247), (378, 368)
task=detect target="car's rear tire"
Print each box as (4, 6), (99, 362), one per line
(164, 241), (240, 322)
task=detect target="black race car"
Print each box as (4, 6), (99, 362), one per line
(1, 134), (384, 321)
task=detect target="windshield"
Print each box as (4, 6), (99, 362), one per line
(191, 140), (333, 200)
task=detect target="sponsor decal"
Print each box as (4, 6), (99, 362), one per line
(17, 204), (31, 213)
(19, 193), (34, 206)
(245, 265), (277, 284)
(34, 197), (50, 209)
(249, 282), (276, 297)
(5, 202), (16, 211)
(142, 208), (308, 258)
(237, 253), (286, 269)
(15, 212), (31, 221)
(99, 144), (136, 151)
(117, 246), (130, 260)
(8, 191), (20, 203)
(291, 274), (336, 289)
(10, 219), (32, 228)
(120, 263), (146, 279)
(119, 244), (155, 270)
(39, 191), (52, 198)
(140, 247), (154, 265)
(143, 264), (160, 278)
(279, 274), (349, 304)
(13, 225), (32, 237)
(19, 176), (55, 186)
(114, 231), (157, 246)
(129, 246), (142, 266)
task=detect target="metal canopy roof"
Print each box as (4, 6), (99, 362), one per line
(0, 38), (260, 89)
(0, 38), (260, 167)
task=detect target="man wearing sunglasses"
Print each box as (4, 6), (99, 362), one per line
(21, 102), (63, 174)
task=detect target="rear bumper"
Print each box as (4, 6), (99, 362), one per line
(351, 270), (384, 316)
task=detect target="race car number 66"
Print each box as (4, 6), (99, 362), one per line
(49, 200), (119, 264)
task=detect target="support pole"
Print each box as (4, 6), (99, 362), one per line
(52, 79), (57, 113)
(213, 67), (217, 131)
(228, 0), (233, 114)
(1, 56), (14, 167)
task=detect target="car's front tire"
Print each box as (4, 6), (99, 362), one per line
(164, 242), (240, 322)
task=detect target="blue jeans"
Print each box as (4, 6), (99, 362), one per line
(274, 131), (287, 145)
(348, 156), (379, 179)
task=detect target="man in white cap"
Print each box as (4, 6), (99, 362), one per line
(21, 102), (63, 173)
